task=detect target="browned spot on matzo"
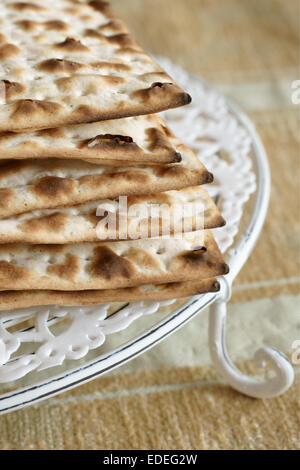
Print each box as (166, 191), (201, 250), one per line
(48, 253), (80, 280)
(54, 37), (90, 53)
(37, 128), (66, 139)
(84, 29), (107, 40)
(10, 2), (47, 11)
(107, 34), (137, 48)
(0, 188), (14, 209)
(146, 128), (181, 162)
(0, 261), (28, 282)
(37, 58), (84, 73)
(44, 20), (69, 31)
(11, 99), (63, 120)
(34, 176), (75, 198)
(31, 244), (65, 254)
(89, 0), (113, 16)
(20, 212), (67, 234)
(78, 133), (137, 151)
(0, 44), (21, 60)
(152, 165), (185, 178)
(101, 75), (125, 86)
(88, 246), (134, 280)
(177, 249), (229, 275)
(9, 2), (47, 11)
(180, 248), (208, 266)
(161, 125), (174, 138)
(0, 159), (29, 177)
(0, 244), (22, 255)
(16, 20), (40, 32)
(132, 83), (191, 108)
(124, 248), (162, 271)
(63, 7), (80, 16)
(86, 209), (103, 227)
(100, 20), (128, 34)
(0, 80), (25, 99)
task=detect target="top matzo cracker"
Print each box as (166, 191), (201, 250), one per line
(0, 0), (191, 132)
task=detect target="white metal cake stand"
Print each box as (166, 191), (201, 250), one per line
(0, 59), (294, 414)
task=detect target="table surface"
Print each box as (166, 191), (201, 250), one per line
(0, 0), (299, 450)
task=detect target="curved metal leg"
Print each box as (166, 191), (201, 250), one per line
(209, 277), (295, 398)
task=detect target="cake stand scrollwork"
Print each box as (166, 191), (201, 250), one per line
(209, 277), (295, 398)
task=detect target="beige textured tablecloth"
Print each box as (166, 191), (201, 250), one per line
(0, 0), (299, 450)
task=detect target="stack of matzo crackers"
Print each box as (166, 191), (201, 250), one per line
(0, 0), (228, 311)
